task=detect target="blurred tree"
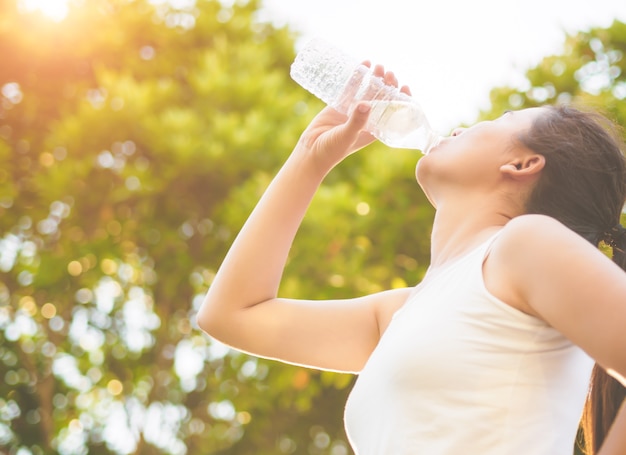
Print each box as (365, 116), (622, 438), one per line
(479, 19), (626, 455)
(481, 20), (626, 126)
(0, 0), (432, 454)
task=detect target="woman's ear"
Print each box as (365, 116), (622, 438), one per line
(500, 154), (545, 179)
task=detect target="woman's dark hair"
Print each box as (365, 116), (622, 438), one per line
(516, 104), (626, 454)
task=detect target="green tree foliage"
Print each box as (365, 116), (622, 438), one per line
(482, 20), (626, 125)
(0, 0), (432, 453)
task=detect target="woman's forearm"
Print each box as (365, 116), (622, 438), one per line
(197, 150), (326, 329)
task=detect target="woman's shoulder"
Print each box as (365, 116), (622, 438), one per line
(490, 211), (623, 300)
(489, 218), (626, 377)
(503, 213), (568, 234)
(497, 214), (585, 252)
(485, 214), (601, 318)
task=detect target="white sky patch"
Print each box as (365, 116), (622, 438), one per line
(260, 0), (626, 131)
(18, 0), (69, 22)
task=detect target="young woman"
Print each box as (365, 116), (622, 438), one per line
(197, 64), (626, 454)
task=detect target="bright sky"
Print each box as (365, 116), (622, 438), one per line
(259, 0), (626, 133)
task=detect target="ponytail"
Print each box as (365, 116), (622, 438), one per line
(604, 224), (626, 269)
(581, 228), (626, 454)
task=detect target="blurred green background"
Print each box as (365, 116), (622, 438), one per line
(0, 0), (625, 453)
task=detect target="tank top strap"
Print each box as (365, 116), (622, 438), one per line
(481, 228), (505, 262)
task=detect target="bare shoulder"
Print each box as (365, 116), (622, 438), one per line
(485, 214), (607, 318)
(488, 215), (626, 379)
(500, 213), (578, 242)
(487, 213), (626, 321)
(494, 213), (597, 264)
(495, 213), (623, 279)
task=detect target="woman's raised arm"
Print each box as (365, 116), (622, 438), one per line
(197, 68), (413, 373)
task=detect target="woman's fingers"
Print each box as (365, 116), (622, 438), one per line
(372, 64), (385, 78)
(355, 61), (413, 110)
(383, 70), (398, 87)
(372, 63), (399, 87)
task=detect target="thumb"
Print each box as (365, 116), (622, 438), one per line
(344, 103), (371, 137)
(331, 102), (372, 150)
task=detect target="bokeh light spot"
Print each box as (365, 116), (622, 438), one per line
(67, 261), (83, 276)
(356, 202), (370, 216)
(107, 379), (123, 396)
(19, 296), (37, 316)
(100, 259), (118, 275)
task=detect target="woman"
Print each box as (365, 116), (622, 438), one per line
(197, 64), (626, 454)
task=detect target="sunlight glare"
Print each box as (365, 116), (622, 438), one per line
(19, 0), (70, 22)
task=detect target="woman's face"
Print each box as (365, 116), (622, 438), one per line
(415, 107), (547, 207)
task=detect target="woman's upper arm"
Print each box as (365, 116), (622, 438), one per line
(500, 215), (626, 378)
(197, 287), (412, 373)
(598, 401), (626, 455)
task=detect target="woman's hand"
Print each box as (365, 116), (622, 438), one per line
(294, 63), (411, 175)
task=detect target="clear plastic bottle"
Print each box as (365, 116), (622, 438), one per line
(290, 38), (442, 154)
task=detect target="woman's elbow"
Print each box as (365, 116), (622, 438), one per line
(195, 297), (223, 337)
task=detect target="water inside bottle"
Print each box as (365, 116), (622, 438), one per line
(367, 100), (435, 152)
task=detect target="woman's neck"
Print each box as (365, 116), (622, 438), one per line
(428, 199), (516, 269)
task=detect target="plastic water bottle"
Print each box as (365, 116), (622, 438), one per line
(290, 38), (442, 154)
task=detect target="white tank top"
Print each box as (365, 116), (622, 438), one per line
(344, 232), (594, 455)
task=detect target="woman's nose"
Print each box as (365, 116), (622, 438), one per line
(450, 127), (466, 137)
